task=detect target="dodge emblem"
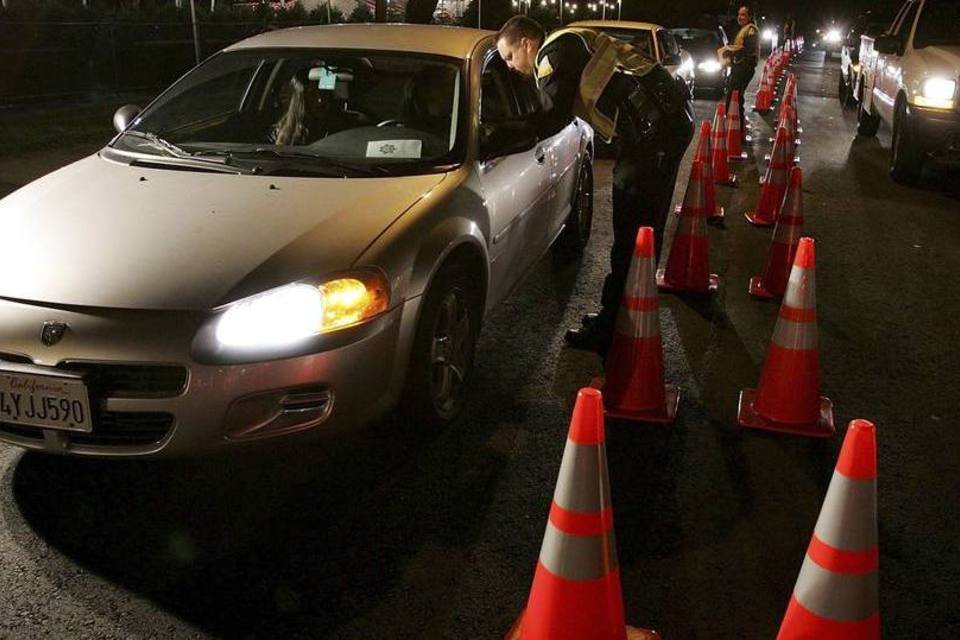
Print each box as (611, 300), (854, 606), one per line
(41, 321), (68, 346)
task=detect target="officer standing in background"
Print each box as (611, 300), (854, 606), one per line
(496, 16), (694, 354)
(720, 5), (760, 128)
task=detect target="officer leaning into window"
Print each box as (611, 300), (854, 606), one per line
(720, 5), (760, 128)
(495, 16), (694, 354)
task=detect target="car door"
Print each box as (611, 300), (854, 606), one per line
(878, 0), (920, 120)
(476, 53), (551, 304)
(509, 71), (580, 246)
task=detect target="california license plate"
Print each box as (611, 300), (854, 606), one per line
(0, 365), (93, 433)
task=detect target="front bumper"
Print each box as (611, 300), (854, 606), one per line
(909, 104), (960, 162)
(0, 297), (415, 457)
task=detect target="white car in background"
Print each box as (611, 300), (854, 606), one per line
(568, 20), (696, 94)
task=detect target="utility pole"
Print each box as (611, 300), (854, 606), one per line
(189, 0), (201, 66)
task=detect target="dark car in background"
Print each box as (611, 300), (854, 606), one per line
(839, 12), (890, 108)
(670, 27), (729, 96)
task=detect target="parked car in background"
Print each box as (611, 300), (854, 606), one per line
(839, 12), (889, 108)
(0, 24), (594, 458)
(857, 0), (960, 184)
(671, 27), (730, 96)
(568, 21), (696, 94)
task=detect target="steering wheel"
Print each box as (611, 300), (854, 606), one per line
(376, 119), (407, 128)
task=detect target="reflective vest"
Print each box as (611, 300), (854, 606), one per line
(536, 27), (657, 142)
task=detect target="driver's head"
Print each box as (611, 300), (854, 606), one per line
(496, 16), (545, 78)
(738, 5), (753, 26)
(413, 66), (456, 118)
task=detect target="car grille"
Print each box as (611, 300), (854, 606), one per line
(0, 354), (182, 448)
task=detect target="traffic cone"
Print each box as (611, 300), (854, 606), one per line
(754, 65), (773, 113)
(745, 125), (791, 227)
(506, 388), (662, 640)
(750, 167), (804, 300)
(658, 160), (719, 295)
(738, 237), (835, 437)
(767, 108), (798, 167)
(776, 419), (879, 639)
(603, 227), (679, 424)
(712, 103), (736, 186)
(691, 120), (723, 219)
(727, 90), (747, 161)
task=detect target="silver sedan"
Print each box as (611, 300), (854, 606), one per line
(0, 24), (594, 457)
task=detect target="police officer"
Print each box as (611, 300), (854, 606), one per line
(496, 16), (694, 354)
(721, 5), (760, 128)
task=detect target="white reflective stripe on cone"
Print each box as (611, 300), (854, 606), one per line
(624, 258), (656, 297)
(552, 439), (611, 513)
(813, 472), (878, 551)
(539, 521), (618, 581)
(794, 555), (879, 622)
(772, 317), (818, 350)
(784, 266), (816, 310)
(615, 307), (660, 339)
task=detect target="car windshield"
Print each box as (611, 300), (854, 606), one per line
(671, 29), (720, 49)
(913, 0), (960, 48)
(597, 28), (655, 58)
(113, 49), (465, 175)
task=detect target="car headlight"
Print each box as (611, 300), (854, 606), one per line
(678, 58), (694, 75)
(214, 272), (390, 348)
(914, 77), (956, 110)
(824, 29), (842, 44)
(698, 60), (722, 73)
(762, 29), (775, 41)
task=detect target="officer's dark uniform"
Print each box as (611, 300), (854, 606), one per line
(534, 32), (694, 352)
(725, 23), (759, 129)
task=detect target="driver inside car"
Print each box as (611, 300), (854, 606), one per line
(400, 66), (456, 140)
(271, 69), (356, 145)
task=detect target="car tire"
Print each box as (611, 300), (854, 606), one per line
(856, 85), (881, 137)
(554, 157), (594, 256)
(399, 259), (482, 429)
(890, 99), (923, 185)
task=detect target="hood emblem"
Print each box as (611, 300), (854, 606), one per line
(41, 321), (68, 347)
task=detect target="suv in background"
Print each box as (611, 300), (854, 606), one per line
(857, 0), (960, 184)
(839, 12), (889, 108)
(671, 27), (730, 96)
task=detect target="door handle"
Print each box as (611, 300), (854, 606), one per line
(535, 148), (546, 164)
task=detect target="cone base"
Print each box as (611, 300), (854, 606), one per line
(748, 275), (779, 300)
(737, 388), (836, 438)
(505, 613), (661, 640)
(709, 206), (725, 220)
(744, 211), (776, 227)
(716, 174), (737, 187)
(605, 384), (679, 425)
(656, 269), (720, 295)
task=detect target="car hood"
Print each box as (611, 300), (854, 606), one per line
(0, 153), (446, 310)
(914, 45), (960, 78)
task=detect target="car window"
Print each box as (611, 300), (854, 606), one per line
(658, 30), (681, 61)
(598, 28), (655, 59)
(481, 58), (518, 123)
(509, 72), (542, 117)
(913, 0), (960, 48)
(894, 0), (920, 38)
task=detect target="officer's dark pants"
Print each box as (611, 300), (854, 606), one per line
(725, 64), (755, 127)
(594, 148), (684, 347)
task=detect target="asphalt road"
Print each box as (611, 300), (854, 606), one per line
(1, 51), (959, 639)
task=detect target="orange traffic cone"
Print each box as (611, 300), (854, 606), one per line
(754, 65), (774, 113)
(506, 388), (662, 640)
(745, 125), (791, 227)
(727, 90), (747, 161)
(750, 167), (804, 300)
(712, 103), (736, 186)
(738, 237), (834, 437)
(658, 160), (719, 295)
(767, 108), (798, 167)
(776, 419), (879, 639)
(603, 227), (679, 424)
(691, 120), (723, 219)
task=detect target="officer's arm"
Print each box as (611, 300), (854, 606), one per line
(533, 40), (589, 140)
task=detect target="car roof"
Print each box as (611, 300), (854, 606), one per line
(568, 20), (662, 31)
(225, 24), (494, 59)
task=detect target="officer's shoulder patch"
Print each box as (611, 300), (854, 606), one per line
(537, 56), (554, 80)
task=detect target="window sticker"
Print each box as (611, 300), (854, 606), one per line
(365, 140), (423, 159)
(307, 66), (337, 90)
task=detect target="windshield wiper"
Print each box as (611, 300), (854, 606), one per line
(210, 148), (393, 177)
(120, 131), (247, 173)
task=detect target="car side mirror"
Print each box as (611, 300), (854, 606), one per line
(479, 120), (537, 162)
(874, 34), (900, 55)
(113, 104), (142, 133)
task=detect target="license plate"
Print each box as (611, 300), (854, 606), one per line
(0, 365), (93, 433)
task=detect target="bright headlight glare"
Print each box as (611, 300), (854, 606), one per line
(824, 29), (842, 43)
(763, 29), (775, 41)
(214, 273), (389, 348)
(698, 60), (722, 73)
(916, 78), (956, 109)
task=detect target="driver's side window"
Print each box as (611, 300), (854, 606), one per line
(481, 57), (519, 124)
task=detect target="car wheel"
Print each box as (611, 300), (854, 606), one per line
(399, 260), (481, 428)
(890, 99), (923, 185)
(554, 157), (594, 255)
(856, 85), (881, 137)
